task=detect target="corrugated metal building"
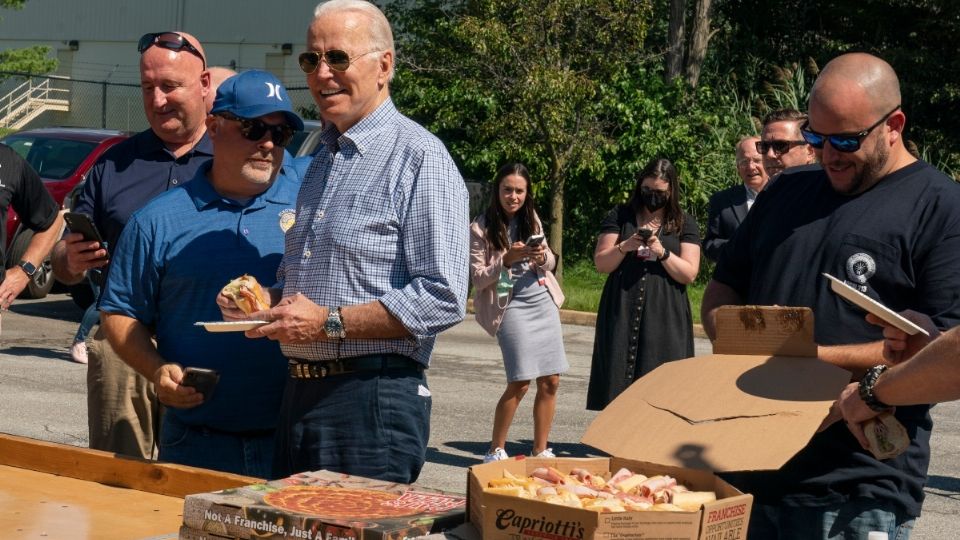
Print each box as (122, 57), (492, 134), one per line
(0, 0), (328, 84)
(0, 0), (378, 130)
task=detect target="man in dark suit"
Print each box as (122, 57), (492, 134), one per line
(704, 136), (768, 262)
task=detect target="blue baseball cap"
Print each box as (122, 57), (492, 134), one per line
(211, 70), (304, 131)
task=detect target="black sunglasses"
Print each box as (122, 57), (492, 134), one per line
(756, 139), (808, 156)
(298, 49), (379, 73)
(138, 32), (206, 68)
(800, 105), (901, 153)
(217, 113), (295, 148)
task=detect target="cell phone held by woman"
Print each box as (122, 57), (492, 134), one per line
(635, 229), (653, 259)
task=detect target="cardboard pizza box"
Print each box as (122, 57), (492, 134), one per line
(468, 306), (852, 540)
(182, 469), (466, 540)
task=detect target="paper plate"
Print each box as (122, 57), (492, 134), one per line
(194, 321), (268, 333)
(823, 273), (929, 336)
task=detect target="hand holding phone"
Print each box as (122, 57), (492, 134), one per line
(181, 367), (220, 400)
(636, 228), (653, 241)
(64, 212), (109, 255)
(525, 233), (545, 247)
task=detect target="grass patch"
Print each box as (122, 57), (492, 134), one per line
(560, 260), (606, 313)
(560, 259), (706, 324)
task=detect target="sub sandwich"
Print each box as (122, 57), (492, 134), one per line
(863, 411), (909, 460)
(221, 274), (270, 314)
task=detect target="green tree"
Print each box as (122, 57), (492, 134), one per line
(711, 0), (960, 175)
(0, 0), (57, 79)
(389, 0), (653, 279)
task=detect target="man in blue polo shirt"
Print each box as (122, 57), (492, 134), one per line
(97, 70), (303, 477)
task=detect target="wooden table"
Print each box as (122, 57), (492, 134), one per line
(0, 433), (260, 539)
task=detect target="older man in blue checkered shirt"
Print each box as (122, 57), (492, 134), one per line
(220, 0), (469, 483)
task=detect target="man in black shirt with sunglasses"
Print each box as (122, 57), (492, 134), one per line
(757, 108), (817, 179)
(703, 53), (960, 539)
(51, 31), (213, 459)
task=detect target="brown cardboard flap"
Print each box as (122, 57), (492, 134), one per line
(582, 354), (851, 472)
(712, 306), (817, 357)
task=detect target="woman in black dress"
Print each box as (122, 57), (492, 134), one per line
(586, 158), (701, 411)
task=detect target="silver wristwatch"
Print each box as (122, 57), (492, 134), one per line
(324, 306), (346, 340)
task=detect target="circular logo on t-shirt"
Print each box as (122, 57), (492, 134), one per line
(845, 253), (876, 289)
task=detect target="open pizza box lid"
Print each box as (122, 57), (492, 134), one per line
(582, 305), (852, 473)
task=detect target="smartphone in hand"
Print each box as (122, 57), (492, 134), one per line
(636, 228), (653, 241)
(181, 367), (220, 399)
(525, 234), (545, 247)
(64, 212), (104, 243)
(64, 212), (108, 252)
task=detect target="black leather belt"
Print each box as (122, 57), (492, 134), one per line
(288, 354), (422, 379)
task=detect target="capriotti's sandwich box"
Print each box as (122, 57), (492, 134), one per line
(468, 306), (852, 540)
(181, 469), (466, 540)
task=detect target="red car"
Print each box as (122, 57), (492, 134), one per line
(2, 128), (128, 299)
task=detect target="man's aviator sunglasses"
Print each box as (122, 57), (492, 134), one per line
(138, 32), (206, 68)
(298, 50), (380, 73)
(800, 105), (901, 153)
(217, 113), (295, 148)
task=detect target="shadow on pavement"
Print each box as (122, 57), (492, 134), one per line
(926, 475), (960, 499)
(1, 346), (70, 362)
(432, 440), (607, 467)
(9, 298), (82, 323)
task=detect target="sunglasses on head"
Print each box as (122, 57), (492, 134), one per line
(756, 139), (807, 156)
(800, 105), (901, 153)
(217, 113), (295, 148)
(298, 49), (380, 73)
(138, 32), (206, 68)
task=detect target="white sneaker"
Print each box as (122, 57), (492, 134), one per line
(70, 340), (88, 364)
(483, 447), (509, 463)
(532, 448), (555, 458)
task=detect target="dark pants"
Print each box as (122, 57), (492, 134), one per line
(748, 498), (914, 540)
(273, 355), (431, 484)
(159, 413), (275, 478)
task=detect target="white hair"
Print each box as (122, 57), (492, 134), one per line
(313, 0), (395, 56)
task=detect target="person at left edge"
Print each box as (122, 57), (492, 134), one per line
(0, 145), (64, 311)
(97, 70), (303, 477)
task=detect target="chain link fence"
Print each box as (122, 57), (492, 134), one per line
(0, 71), (316, 133)
(0, 71), (489, 215)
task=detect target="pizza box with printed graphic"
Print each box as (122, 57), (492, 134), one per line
(181, 469), (466, 540)
(468, 306), (852, 540)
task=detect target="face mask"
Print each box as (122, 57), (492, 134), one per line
(641, 192), (669, 211)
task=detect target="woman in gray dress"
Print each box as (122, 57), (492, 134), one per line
(470, 163), (568, 463)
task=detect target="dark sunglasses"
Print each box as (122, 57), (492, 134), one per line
(800, 105), (901, 153)
(756, 139), (808, 156)
(138, 32), (206, 68)
(217, 113), (295, 148)
(298, 49), (379, 73)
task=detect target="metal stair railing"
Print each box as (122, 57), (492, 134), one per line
(0, 76), (71, 129)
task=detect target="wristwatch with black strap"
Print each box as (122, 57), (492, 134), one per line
(858, 364), (892, 412)
(18, 260), (37, 278)
(324, 306), (346, 340)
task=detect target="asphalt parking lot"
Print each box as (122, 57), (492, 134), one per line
(0, 294), (957, 538)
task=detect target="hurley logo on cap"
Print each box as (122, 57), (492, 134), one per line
(265, 83), (283, 101)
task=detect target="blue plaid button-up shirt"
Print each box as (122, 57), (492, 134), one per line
(279, 99), (469, 366)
